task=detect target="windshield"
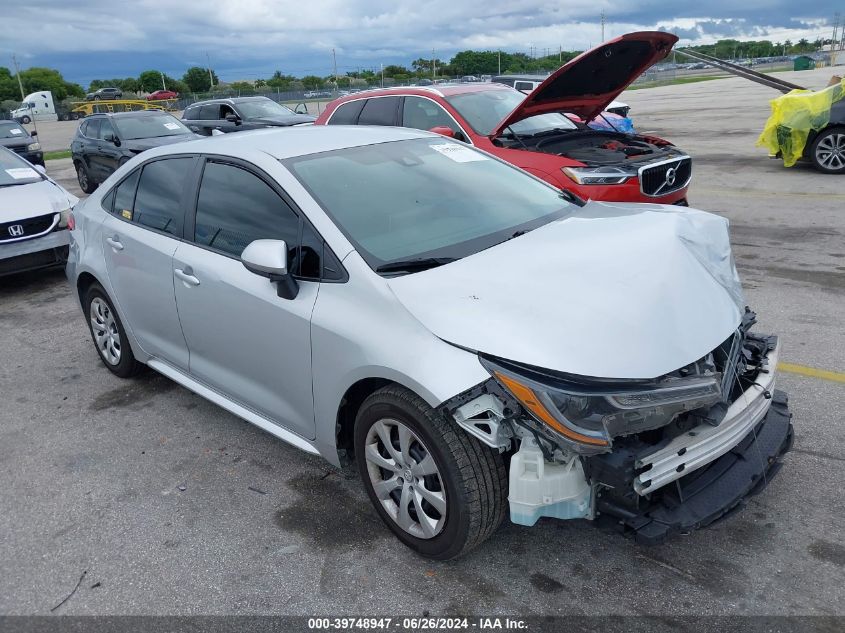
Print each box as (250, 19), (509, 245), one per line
(445, 89), (577, 136)
(236, 99), (295, 118)
(113, 114), (192, 140)
(0, 122), (30, 139)
(287, 138), (570, 271)
(0, 148), (42, 186)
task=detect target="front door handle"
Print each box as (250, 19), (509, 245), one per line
(174, 268), (200, 287)
(105, 236), (123, 251)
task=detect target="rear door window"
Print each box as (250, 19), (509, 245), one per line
(357, 97), (400, 126)
(98, 119), (115, 140)
(328, 100), (366, 125)
(85, 118), (101, 139)
(132, 158), (194, 237)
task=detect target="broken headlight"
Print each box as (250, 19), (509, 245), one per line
(481, 357), (721, 454)
(561, 166), (636, 185)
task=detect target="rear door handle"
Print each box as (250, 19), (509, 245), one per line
(105, 236), (123, 251)
(174, 268), (200, 287)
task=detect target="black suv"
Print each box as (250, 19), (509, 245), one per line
(0, 120), (43, 166)
(182, 96), (314, 135)
(71, 111), (198, 193)
(85, 87), (123, 101)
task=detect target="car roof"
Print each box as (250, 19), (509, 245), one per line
(151, 125), (433, 160)
(330, 83), (513, 102)
(187, 96), (274, 106)
(88, 110), (173, 119)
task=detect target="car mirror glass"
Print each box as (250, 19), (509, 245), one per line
(225, 113), (240, 123)
(429, 126), (457, 139)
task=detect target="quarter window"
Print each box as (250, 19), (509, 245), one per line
(132, 158), (193, 236)
(112, 169), (140, 217)
(328, 100), (365, 125)
(193, 161), (299, 260)
(357, 97), (400, 126)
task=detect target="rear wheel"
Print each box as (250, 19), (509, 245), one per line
(84, 284), (144, 377)
(810, 127), (845, 174)
(354, 385), (508, 560)
(93, 95), (101, 101)
(75, 162), (97, 194)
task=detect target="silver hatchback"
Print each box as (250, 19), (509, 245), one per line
(67, 126), (792, 559)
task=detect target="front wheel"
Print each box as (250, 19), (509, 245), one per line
(21, 115), (31, 124)
(84, 284), (144, 377)
(354, 385), (508, 560)
(810, 127), (845, 174)
(75, 162), (97, 194)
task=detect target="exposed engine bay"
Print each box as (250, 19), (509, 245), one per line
(497, 129), (684, 166)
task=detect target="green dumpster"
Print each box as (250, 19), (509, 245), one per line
(793, 56), (815, 71)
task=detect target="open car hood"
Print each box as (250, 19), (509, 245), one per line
(387, 202), (744, 380)
(490, 31), (678, 138)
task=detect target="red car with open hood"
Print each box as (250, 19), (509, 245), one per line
(315, 32), (690, 205)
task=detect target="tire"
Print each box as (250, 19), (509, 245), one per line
(809, 127), (845, 174)
(93, 95), (101, 101)
(75, 161), (97, 194)
(84, 284), (144, 378)
(354, 385), (508, 560)
(21, 115), (31, 124)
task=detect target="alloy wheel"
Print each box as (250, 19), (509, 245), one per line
(90, 297), (121, 365)
(815, 133), (845, 170)
(364, 418), (447, 539)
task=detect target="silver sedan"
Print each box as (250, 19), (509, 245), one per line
(67, 126), (792, 558)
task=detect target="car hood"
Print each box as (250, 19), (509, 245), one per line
(0, 137), (32, 148)
(122, 134), (200, 152)
(248, 114), (316, 126)
(0, 178), (78, 224)
(490, 31), (678, 138)
(386, 202), (744, 380)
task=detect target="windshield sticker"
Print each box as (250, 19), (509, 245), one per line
(430, 143), (487, 163)
(5, 167), (39, 179)
(163, 122), (180, 130)
(9, 129), (23, 135)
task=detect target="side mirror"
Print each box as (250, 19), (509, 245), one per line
(429, 126), (457, 138)
(103, 133), (120, 146)
(30, 130), (37, 137)
(241, 239), (299, 299)
(294, 103), (308, 115)
(225, 113), (240, 124)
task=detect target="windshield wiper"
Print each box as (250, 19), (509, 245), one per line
(376, 257), (457, 274)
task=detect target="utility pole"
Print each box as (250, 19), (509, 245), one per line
(833, 13), (841, 67)
(160, 71), (167, 90)
(11, 54), (26, 100)
(498, 50), (501, 75)
(332, 48), (339, 92)
(381, 63), (384, 88)
(601, 10), (606, 42)
(206, 52), (214, 90)
(432, 49), (436, 79)
(559, 45), (562, 62)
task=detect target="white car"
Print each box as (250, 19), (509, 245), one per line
(0, 147), (78, 276)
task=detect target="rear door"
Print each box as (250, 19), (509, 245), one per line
(96, 118), (122, 178)
(102, 157), (197, 370)
(172, 158), (319, 439)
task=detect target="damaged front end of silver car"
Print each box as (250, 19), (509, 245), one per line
(440, 309), (794, 544)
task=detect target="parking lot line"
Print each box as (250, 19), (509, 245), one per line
(778, 362), (845, 384)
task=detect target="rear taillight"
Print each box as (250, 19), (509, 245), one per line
(67, 212), (75, 231)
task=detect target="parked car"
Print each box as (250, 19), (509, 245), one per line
(1, 147), (77, 276)
(182, 96), (316, 136)
(147, 90), (179, 101)
(316, 32), (691, 205)
(0, 120), (43, 166)
(71, 111), (199, 194)
(67, 126), (792, 558)
(86, 87), (123, 101)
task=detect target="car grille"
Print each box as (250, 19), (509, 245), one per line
(0, 213), (58, 242)
(10, 145), (28, 155)
(639, 157), (692, 197)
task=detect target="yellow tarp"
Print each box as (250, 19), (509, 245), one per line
(756, 78), (845, 167)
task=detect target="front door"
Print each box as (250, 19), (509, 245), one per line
(172, 159), (318, 440)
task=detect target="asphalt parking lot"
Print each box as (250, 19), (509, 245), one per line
(2, 68), (844, 616)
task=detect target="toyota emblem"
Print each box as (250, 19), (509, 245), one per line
(664, 167), (677, 187)
(8, 224), (24, 237)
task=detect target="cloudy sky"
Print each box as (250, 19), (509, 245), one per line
(0, 1), (837, 85)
